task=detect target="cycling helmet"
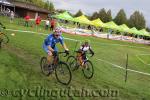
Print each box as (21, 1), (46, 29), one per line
(54, 27), (62, 35)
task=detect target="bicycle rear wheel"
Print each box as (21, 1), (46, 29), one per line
(40, 57), (50, 76)
(55, 61), (72, 85)
(82, 60), (94, 79)
(67, 56), (79, 71)
(0, 33), (9, 44)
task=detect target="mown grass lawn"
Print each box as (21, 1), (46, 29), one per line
(0, 16), (150, 100)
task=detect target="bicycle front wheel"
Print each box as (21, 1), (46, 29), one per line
(55, 61), (72, 85)
(82, 60), (94, 79)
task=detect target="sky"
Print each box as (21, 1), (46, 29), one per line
(50, 0), (150, 27)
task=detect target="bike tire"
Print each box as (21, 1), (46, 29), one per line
(40, 57), (50, 76)
(82, 60), (94, 79)
(67, 56), (79, 71)
(55, 61), (72, 85)
(1, 33), (9, 44)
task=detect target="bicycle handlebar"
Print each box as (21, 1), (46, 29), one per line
(74, 51), (94, 57)
(58, 52), (69, 57)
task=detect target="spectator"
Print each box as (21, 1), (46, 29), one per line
(45, 18), (50, 30)
(50, 18), (56, 31)
(6, 8), (10, 16)
(10, 11), (15, 23)
(24, 14), (30, 27)
(87, 25), (91, 30)
(35, 16), (41, 25)
(35, 16), (41, 31)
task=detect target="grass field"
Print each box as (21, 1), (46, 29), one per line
(0, 16), (150, 100)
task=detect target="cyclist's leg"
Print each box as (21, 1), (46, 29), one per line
(77, 52), (83, 66)
(43, 44), (53, 64)
(53, 47), (58, 64)
(81, 53), (86, 67)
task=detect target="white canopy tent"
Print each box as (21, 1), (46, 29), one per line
(0, 0), (15, 12)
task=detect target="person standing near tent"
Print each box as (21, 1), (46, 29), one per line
(10, 11), (15, 23)
(35, 16), (41, 26)
(24, 14), (30, 27)
(45, 18), (50, 30)
(50, 18), (56, 31)
(35, 16), (41, 31)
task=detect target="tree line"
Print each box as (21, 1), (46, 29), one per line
(74, 8), (148, 31)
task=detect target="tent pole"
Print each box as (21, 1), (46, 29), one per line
(125, 53), (128, 83)
(1, 4), (2, 11)
(14, 6), (15, 14)
(132, 34), (134, 43)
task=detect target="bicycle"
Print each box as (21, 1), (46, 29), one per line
(40, 51), (72, 85)
(0, 23), (9, 49)
(67, 51), (94, 79)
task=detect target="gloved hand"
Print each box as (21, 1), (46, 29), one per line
(52, 51), (58, 56)
(65, 50), (69, 55)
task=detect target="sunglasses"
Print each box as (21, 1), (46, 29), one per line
(55, 34), (60, 37)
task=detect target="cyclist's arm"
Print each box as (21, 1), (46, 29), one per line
(46, 36), (55, 52)
(62, 43), (69, 51)
(89, 47), (94, 55)
(59, 37), (69, 51)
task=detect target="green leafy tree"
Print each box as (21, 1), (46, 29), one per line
(106, 9), (112, 22)
(44, 0), (49, 9)
(48, 2), (55, 13)
(128, 11), (146, 29)
(74, 10), (83, 17)
(98, 8), (108, 23)
(146, 27), (150, 32)
(114, 9), (127, 25)
(91, 12), (99, 20)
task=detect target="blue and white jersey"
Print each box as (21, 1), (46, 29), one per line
(44, 34), (64, 48)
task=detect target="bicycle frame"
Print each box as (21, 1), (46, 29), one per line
(52, 52), (68, 65)
(75, 51), (92, 66)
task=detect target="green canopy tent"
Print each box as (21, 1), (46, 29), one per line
(127, 27), (144, 40)
(72, 15), (92, 25)
(103, 21), (119, 30)
(139, 29), (150, 36)
(54, 11), (73, 21)
(118, 24), (130, 33)
(129, 27), (141, 35)
(91, 18), (104, 27)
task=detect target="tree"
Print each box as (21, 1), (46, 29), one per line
(48, 2), (55, 13)
(106, 9), (112, 22)
(74, 10), (83, 17)
(98, 8), (108, 23)
(44, 0), (49, 9)
(91, 12), (99, 20)
(114, 9), (127, 25)
(128, 11), (146, 29)
(146, 27), (150, 32)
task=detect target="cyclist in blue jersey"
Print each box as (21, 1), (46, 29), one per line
(43, 27), (69, 64)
